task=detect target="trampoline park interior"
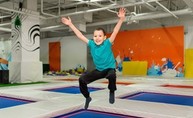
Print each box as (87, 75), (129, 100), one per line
(1, 0), (193, 118)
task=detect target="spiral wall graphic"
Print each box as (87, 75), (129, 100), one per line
(11, 12), (40, 53)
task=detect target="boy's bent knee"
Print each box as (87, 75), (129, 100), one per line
(106, 69), (116, 79)
(79, 76), (85, 83)
(79, 76), (89, 84)
(106, 73), (116, 79)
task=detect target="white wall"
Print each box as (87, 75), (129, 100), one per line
(40, 34), (92, 70)
(60, 36), (87, 70)
(185, 26), (193, 49)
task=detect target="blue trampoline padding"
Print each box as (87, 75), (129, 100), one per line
(45, 86), (104, 94)
(121, 92), (193, 107)
(54, 109), (141, 118)
(0, 96), (35, 109)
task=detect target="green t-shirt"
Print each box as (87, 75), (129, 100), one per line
(88, 38), (116, 71)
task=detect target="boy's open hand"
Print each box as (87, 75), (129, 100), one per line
(117, 8), (126, 20)
(61, 17), (72, 26)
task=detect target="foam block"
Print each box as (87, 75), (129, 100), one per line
(185, 49), (193, 79)
(122, 61), (148, 76)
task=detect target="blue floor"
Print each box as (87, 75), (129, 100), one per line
(44, 86), (104, 94)
(121, 92), (193, 107)
(54, 109), (140, 118)
(0, 96), (35, 109)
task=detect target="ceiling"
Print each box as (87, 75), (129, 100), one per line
(0, 0), (193, 39)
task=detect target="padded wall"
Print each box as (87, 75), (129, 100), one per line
(122, 61), (148, 76)
(185, 49), (193, 79)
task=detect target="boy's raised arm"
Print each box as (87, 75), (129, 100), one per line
(109, 8), (126, 43)
(61, 17), (89, 43)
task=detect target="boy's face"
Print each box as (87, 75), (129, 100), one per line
(93, 30), (106, 45)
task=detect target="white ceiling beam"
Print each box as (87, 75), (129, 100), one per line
(0, 27), (11, 32)
(40, 8), (192, 32)
(45, 0), (165, 19)
(87, 2), (117, 14)
(46, 3), (116, 19)
(155, 1), (178, 19)
(0, 15), (11, 19)
(88, 8), (191, 26)
(143, 2), (157, 11)
(183, 0), (193, 9)
(131, 8), (191, 20)
(41, 0), (57, 17)
(0, 23), (11, 26)
(0, 6), (46, 19)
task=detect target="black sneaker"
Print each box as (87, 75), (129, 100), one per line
(84, 97), (92, 109)
(109, 92), (115, 104)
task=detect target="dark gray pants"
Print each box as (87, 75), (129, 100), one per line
(79, 68), (116, 98)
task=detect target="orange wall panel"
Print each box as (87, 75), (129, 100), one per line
(108, 26), (184, 77)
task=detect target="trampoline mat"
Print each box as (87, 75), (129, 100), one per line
(0, 96), (35, 109)
(121, 92), (193, 107)
(54, 109), (141, 118)
(44, 86), (104, 94)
